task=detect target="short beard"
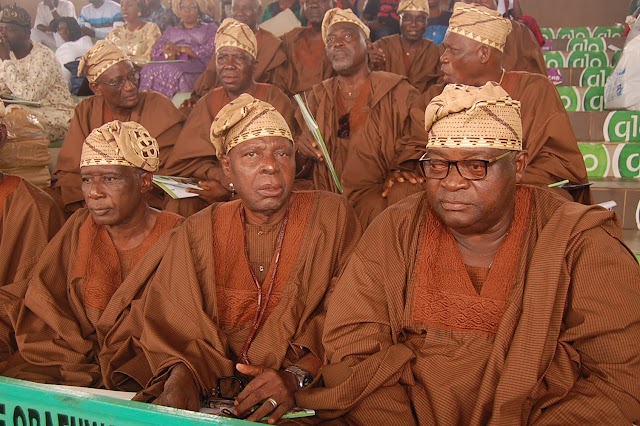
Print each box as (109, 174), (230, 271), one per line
(331, 57), (354, 73)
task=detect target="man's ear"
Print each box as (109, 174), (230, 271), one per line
(514, 150), (528, 183)
(89, 82), (102, 96)
(220, 155), (232, 179)
(139, 171), (154, 192)
(478, 44), (491, 64)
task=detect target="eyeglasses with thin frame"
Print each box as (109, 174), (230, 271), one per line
(419, 151), (512, 180)
(95, 71), (140, 90)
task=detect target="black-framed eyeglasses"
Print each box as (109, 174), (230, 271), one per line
(95, 70), (140, 89)
(337, 113), (350, 138)
(419, 151), (512, 180)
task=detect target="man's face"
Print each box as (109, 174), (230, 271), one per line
(0, 23), (29, 51)
(462, 0), (497, 10)
(221, 136), (296, 216)
(57, 20), (70, 42)
(400, 11), (428, 42)
(90, 61), (140, 110)
(231, 0), (260, 30)
(216, 46), (255, 94)
(326, 22), (368, 74)
(81, 165), (150, 227)
(303, 0), (332, 25)
(440, 32), (484, 85)
(423, 147), (526, 235)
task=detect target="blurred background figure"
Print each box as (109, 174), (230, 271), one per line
(106, 0), (161, 66)
(30, 0), (76, 49)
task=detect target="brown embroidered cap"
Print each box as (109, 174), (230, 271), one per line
(78, 40), (131, 83)
(322, 7), (371, 43)
(0, 4), (31, 29)
(215, 18), (258, 60)
(447, 2), (512, 52)
(397, 0), (429, 15)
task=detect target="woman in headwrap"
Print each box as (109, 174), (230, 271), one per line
(138, 0), (218, 99)
(105, 0), (161, 67)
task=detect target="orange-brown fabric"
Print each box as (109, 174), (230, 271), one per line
(54, 92), (186, 211)
(503, 20), (547, 75)
(0, 176), (65, 366)
(125, 191), (361, 400)
(371, 35), (442, 93)
(6, 209), (183, 389)
(192, 28), (287, 97)
(272, 27), (335, 97)
(297, 71), (420, 227)
(405, 71), (591, 203)
(297, 185), (640, 425)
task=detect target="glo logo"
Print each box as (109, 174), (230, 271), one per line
(592, 26), (623, 38)
(613, 143), (640, 178)
(557, 87), (580, 111)
(604, 111), (640, 142)
(578, 143), (609, 178)
(556, 27), (591, 39)
(567, 37), (607, 52)
(544, 51), (566, 69)
(540, 28), (555, 40)
(583, 87), (604, 112)
(580, 67), (612, 87)
(567, 51), (609, 68)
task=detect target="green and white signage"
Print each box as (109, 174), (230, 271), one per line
(567, 51), (609, 68)
(583, 87), (605, 112)
(567, 37), (607, 52)
(557, 86), (581, 112)
(579, 67), (612, 87)
(556, 27), (591, 39)
(592, 25), (623, 38)
(604, 111), (640, 142)
(544, 51), (566, 69)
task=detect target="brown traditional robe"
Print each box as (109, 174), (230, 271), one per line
(54, 92), (186, 211)
(5, 209), (183, 390)
(371, 34), (442, 93)
(503, 20), (547, 75)
(297, 185), (640, 425)
(192, 28), (287, 98)
(106, 191), (362, 400)
(406, 71), (591, 203)
(272, 27), (335, 97)
(0, 175), (65, 364)
(298, 71), (420, 227)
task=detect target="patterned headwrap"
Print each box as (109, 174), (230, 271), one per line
(215, 18), (257, 60)
(80, 121), (160, 171)
(78, 40), (131, 83)
(322, 8), (370, 43)
(171, 0), (214, 18)
(397, 0), (429, 15)
(210, 94), (293, 159)
(0, 4), (31, 29)
(447, 2), (512, 52)
(425, 82), (522, 151)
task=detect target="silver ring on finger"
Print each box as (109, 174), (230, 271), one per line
(266, 397), (278, 410)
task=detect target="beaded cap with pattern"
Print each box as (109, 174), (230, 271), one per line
(0, 4), (31, 29)
(322, 8), (371, 43)
(78, 40), (131, 82)
(447, 2), (512, 52)
(215, 18), (257, 60)
(210, 94), (293, 159)
(425, 82), (522, 151)
(80, 121), (160, 171)
(397, 0), (429, 15)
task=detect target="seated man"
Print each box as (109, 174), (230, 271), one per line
(272, 0), (335, 97)
(163, 18), (296, 217)
(181, 0), (287, 112)
(7, 121), (183, 389)
(114, 95), (361, 423)
(55, 40), (186, 213)
(0, 100), (65, 366)
(0, 5), (74, 142)
(406, 3), (590, 202)
(298, 83), (640, 425)
(297, 8), (420, 227)
(369, 0), (441, 93)
(79, 0), (124, 40)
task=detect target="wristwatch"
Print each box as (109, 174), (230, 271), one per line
(284, 365), (314, 389)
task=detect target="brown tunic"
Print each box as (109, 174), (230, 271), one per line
(272, 27), (335, 97)
(0, 175), (65, 364)
(298, 71), (420, 227)
(297, 185), (640, 425)
(54, 92), (186, 211)
(192, 28), (287, 97)
(120, 191), (361, 400)
(406, 71), (591, 203)
(371, 34), (442, 93)
(503, 20), (547, 75)
(5, 210), (183, 390)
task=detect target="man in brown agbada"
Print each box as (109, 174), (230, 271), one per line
(402, 2), (590, 203)
(5, 121), (183, 390)
(54, 40), (186, 213)
(163, 18), (296, 217)
(369, 0), (441, 92)
(297, 8), (420, 227)
(296, 83), (640, 425)
(111, 95), (361, 423)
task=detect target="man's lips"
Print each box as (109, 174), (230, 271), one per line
(440, 200), (470, 211)
(89, 207), (111, 215)
(256, 184), (284, 196)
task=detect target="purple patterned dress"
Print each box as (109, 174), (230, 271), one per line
(139, 22), (217, 99)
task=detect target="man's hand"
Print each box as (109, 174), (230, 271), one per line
(37, 24), (51, 33)
(381, 170), (424, 198)
(179, 94), (200, 112)
(233, 363), (297, 424)
(187, 179), (232, 204)
(0, 35), (10, 60)
(368, 47), (386, 71)
(297, 132), (323, 161)
(153, 363), (201, 411)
